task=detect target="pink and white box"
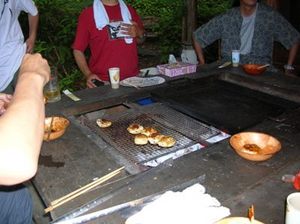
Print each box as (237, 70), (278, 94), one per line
(157, 62), (197, 77)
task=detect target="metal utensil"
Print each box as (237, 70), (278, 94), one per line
(218, 61), (231, 68)
(144, 70), (150, 77)
(257, 64), (270, 69)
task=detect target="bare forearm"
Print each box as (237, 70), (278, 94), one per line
(73, 50), (92, 78)
(28, 14), (39, 42)
(193, 37), (205, 65)
(0, 54), (49, 185)
(287, 41), (299, 65)
(26, 14), (39, 53)
(0, 75), (45, 185)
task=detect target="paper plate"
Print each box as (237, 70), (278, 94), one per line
(120, 77), (165, 88)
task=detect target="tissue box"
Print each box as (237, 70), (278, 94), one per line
(157, 62), (197, 77)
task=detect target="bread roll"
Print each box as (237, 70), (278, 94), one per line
(96, 118), (112, 128)
(141, 127), (158, 137)
(158, 136), (176, 148)
(134, 134), (148, 145)
(148, 133), (164, 145)
(127, 123), (144, 134)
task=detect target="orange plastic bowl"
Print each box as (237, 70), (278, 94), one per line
(229, 132), (281, 161)
(243, 64), (266, 76)
(44, 116), (70, 141)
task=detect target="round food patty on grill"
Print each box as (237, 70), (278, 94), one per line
(127, 123), (144, 134)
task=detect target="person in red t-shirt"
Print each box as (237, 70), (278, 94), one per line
(72, 0), (144, 88)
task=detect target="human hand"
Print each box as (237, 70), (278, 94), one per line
(19, 53), (50, 85)
(25, 37), (36, 53)
(120, 22), (140, 38)
(86, 74), (103, 88)
(0, 93), (12, 115)
(284, 65), (297, 77)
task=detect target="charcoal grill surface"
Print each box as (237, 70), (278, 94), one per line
(152, 75), (299, 134)
(77, 103), (220, 166)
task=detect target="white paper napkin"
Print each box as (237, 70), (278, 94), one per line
(126, 184), (230, 224)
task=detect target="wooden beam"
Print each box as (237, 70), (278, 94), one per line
(182, 0), (197, 44)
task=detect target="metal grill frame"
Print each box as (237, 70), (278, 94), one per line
(77, 103), (221, 165)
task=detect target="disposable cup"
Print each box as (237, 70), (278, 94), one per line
(109, 67), (120, 89)
(232, 50), (240, 67)
(285, 192), (300, 224)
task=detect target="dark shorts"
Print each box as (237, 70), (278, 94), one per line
(0, 185), (33, 224)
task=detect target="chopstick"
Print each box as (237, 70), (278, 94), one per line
(257, 64), (270, 69)
(46, 117), (54, 141)
(218, 61), (231, 68)
(248, 204), (255, 223)
(144, 70), (150, 77)
(44, 166), (124, 214)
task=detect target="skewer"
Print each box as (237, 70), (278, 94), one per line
(44, 166), (124, 213)
(257, 64), (270, 69)
(248, 204), (255, 223)
(46, 117), (54, 141)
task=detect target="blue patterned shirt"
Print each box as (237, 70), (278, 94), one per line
(193, 3), (300, 64)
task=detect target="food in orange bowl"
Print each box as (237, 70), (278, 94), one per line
(229, 132), (281, 161)
(44, 116), (70, 141)
(242, 64), (266, 75)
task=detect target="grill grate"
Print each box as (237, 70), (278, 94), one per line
(147, 104), (220, 141)
(78, 103), (220, 165)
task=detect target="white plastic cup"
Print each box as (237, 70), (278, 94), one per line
(232, 50), (240, 67)
(108, 67), (120, 89)
(285, 192), (300, 224)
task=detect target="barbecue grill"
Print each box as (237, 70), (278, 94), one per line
(77, 103), (221, 173)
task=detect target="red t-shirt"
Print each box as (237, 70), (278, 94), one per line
(72, 4), (143, 81)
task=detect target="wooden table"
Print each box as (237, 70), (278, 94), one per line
(32, 64), (300, 223)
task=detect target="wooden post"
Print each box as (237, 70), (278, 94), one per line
(182, 0), (197, 45)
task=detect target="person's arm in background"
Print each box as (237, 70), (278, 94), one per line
(120, 5), (145, 44)
(26, 13), (39, 53)
(120, 21), (145, 43)
(0, 53), (50, 186)
(193, 36), (206, 65)
(272, 10), (300, 75)
(73, 49), (101, 88)
(192, 12), (224, 65)
(287, 42), (299, 65)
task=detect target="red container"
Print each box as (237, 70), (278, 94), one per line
(243, 64), (266, 76)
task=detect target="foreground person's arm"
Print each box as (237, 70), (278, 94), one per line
(0, 54), (50, 186)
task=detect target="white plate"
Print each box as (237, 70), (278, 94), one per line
(120, 76), (165, 88)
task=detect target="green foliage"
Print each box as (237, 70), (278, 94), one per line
(32, 0), (90, 90)
(127, 0), (185, 62)
(196, 0), (233, 24)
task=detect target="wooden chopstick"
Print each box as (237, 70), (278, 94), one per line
(248, 204), (255, 223)
(46, 117), (54, 141)
(44, 166), (124, 213)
